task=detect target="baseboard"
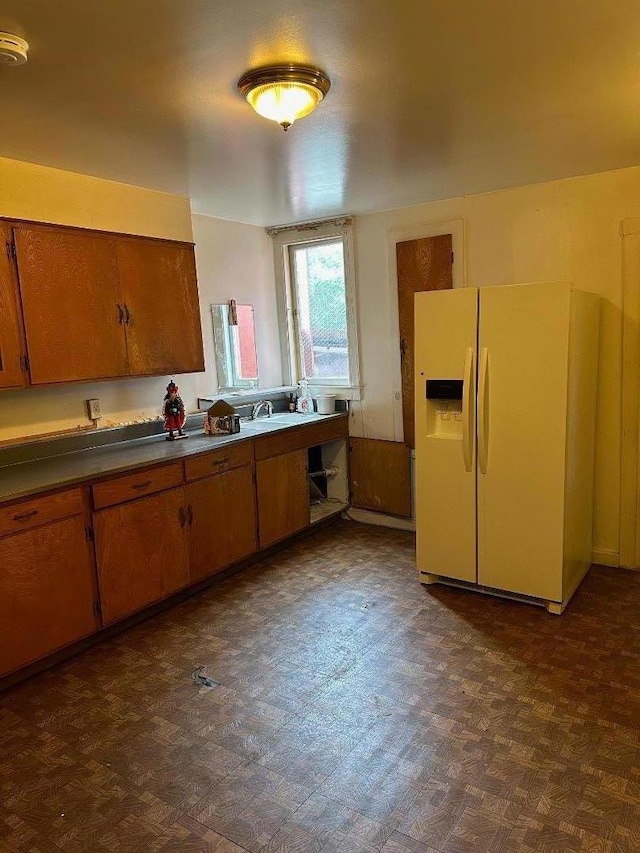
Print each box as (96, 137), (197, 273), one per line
(591, 548), (619, 567)
(344, 507), (415, 532)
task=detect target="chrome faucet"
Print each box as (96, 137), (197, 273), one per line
(251, 400), (273, 419)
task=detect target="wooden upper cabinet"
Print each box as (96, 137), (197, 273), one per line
(116, 238), (205, 376)
(7, 220), (204, 385)
(0, 223), (27, 389)
(13, 224), (129, 384)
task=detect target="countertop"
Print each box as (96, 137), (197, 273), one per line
(0, 412), (347, 506)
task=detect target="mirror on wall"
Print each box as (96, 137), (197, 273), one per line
(211, 301), (259, 390)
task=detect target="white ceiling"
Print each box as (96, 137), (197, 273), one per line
(2, 1), (640, 226)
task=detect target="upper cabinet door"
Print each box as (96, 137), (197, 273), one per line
(0, 224), (27, 389)
(116, 239), (205, 376)
(13, 224), (129, 384)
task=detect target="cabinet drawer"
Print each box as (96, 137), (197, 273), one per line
(254, 415), (348, 461)
(0, 488), (85, 538)
(92, 462), (184, 510)
(184, 441), (253, 481)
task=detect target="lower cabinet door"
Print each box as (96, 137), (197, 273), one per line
(256, 449), (310, 549)
(187, 465), (257, 583)
(94, 487), (189, 625)
(0, 516), (97, 677)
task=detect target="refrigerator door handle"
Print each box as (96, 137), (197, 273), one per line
(478, 347), (489, 473)
(462, 347), (474, 473)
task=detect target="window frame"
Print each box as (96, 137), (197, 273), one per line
(269, 217), (361, 399)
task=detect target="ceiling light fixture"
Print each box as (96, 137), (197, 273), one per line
(237, 64), (330, 131)
(0, 33), (29, 66)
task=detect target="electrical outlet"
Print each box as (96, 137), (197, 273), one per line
(86, 398), (102, 420)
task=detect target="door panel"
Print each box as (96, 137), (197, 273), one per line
(0, 516), (97, 677)
(0, 223), (26, 389)
(94, 487), (189, 624)
(256, 450), (309, 548)
(397, 235), (453, 448)
(349, 437), (412, 517)
(477, 283), (570, 600)
(188, 466), (257, 583)
(414, 288), (477, 582)
(116, 239), (204, 376)
(13, 224), (128, 383)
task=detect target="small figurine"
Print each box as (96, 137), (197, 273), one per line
(162, 381), (187, 441)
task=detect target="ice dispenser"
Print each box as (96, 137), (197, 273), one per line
(425, 378), (464, 438)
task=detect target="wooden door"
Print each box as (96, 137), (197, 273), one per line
(396, 235), (453, 447)
(187, 465), (257, 583)
(256, 449), (309, 548)
(349, 437), (412, 517)
(13, 224), (129, 384)
(116, 239), (205, 376)
(0, 223), (26, 389)
(0, 516), (97, 677)
(94, 487), (189, 625)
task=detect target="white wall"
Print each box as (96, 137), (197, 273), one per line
(0, 158), (277, 442)
(351, 165), (640, 564)
(191, 214), (281, 392)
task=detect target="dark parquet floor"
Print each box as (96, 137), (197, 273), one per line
(1, 519), (639, 853)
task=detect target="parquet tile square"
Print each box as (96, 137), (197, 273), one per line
(0, 519), (639, 853)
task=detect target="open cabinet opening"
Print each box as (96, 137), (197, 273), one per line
(307, 438), (349, 524)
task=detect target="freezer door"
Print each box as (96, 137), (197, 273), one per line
(477, 283), (570, 600)
(415, 287), (478, 582)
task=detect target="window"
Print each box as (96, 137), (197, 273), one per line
(270, 218), (360, 395)
(211, 301), (258, 390)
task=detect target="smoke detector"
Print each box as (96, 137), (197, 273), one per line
(0, 33), (29, 66)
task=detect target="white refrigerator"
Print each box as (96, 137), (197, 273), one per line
(414, 282), (599, 614)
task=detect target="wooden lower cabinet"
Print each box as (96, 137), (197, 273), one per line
(94, 486), (190, 625)
(187, 465), (257, 583)
(0, 515), (97, 677)
(256, 449), (310, 548)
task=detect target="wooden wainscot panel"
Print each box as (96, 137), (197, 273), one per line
(349, 437), (412, 517)
(184, 440), (253, 482)
(0, 487), (84, 538)
(254, 415), (348, 461)
(92, 461), (184, 510)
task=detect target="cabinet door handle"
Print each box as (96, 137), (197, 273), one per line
(187, 505), (194, 526)
(13, 509), (38, 522)
(178, 506), (187, 528)
(131, 480), (152, 491)
(124, 304), (131, 325)
(117, 304), (124, 325)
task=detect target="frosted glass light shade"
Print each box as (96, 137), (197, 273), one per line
(238, 65), (331, 131)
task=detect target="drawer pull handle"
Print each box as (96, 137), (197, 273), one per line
(213, 458), (228, 467)
(13, 509), (38, 522)
(131, 480), (152, 491)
